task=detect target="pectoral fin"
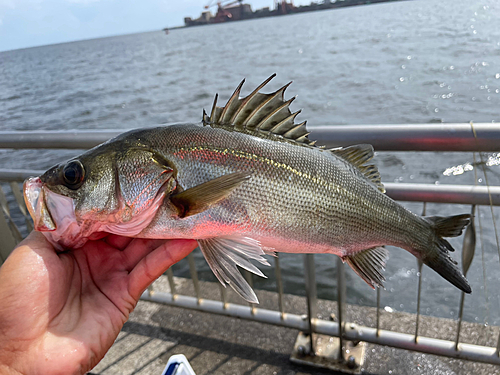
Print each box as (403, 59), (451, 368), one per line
(170, 172), (251, 218)
(342, 247), (389, 289)
(197, 236), (270, 303)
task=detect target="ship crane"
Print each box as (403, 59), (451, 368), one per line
(204, 0), (243, 10)
(204, 0), (246, 22)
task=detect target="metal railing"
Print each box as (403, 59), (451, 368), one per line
(1, 123), (499, 367)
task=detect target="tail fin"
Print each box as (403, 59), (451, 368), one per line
(423, 214), (472, 293)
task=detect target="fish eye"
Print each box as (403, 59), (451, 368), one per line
(62, 161), (85, 189)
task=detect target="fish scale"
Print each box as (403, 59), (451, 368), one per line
(24, 75), (472, 303)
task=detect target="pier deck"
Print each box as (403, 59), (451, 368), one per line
(90, 276), (500, 375)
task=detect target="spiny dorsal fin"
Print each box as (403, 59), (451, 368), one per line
(331, 145), (385, 193)
(202, 75), (315, 146)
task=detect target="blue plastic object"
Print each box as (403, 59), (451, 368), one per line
(161, 354), (196, 375)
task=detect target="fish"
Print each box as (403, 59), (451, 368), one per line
(23, 74), (472, 303)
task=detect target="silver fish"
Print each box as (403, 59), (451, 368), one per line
(24, 75), (471, 303)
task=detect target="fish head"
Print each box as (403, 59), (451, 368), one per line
(24, 140), (176, 249)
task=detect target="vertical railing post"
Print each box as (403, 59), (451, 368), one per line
(147, 283), (154, 297)
(336, 256), (346, 361)
(187, 253), (201, 303)
(0, 185), (22, 243)
(166, 268), (177, 299)
(303, 254), (317, 355)
(414, 260), (423, 342)
(376, 287), (381, 337)
(219, 284), (228, 309)
(244, 270), (256, 315)
(274, 254), (285, 319)
(9, 182), (33, 232)
(496, 334), (500, 357)
(455, 205), (476, 350)
(415, 202), (426, 342)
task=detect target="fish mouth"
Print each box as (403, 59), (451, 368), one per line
(24, 177), (56, 232)
(24, 176), (83, 249)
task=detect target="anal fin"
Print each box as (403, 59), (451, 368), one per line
(197, 236), (270, 303)
(342, 247), (389, 289)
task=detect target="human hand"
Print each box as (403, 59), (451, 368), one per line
(0, 231), (197, 375)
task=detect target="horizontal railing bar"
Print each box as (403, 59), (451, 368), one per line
(0, 123), (498, 151)
(1, 169), (498, 206)
(141, 291), (500, 365)
(0, 130), (123, 150)
(141, 291), (309, 331)
(312, 123), (500, 151)
(384, 183), (500, 206)
(341, 323), (500, 365)
(0, 169), (44, 182)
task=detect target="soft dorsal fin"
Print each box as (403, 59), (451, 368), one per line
(202, 74), (315, 146)
(331, 144), (385, 193)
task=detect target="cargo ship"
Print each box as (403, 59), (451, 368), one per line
(184, 0), (402, 27)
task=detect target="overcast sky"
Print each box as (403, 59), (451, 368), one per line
(0, 0), (310, 52)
